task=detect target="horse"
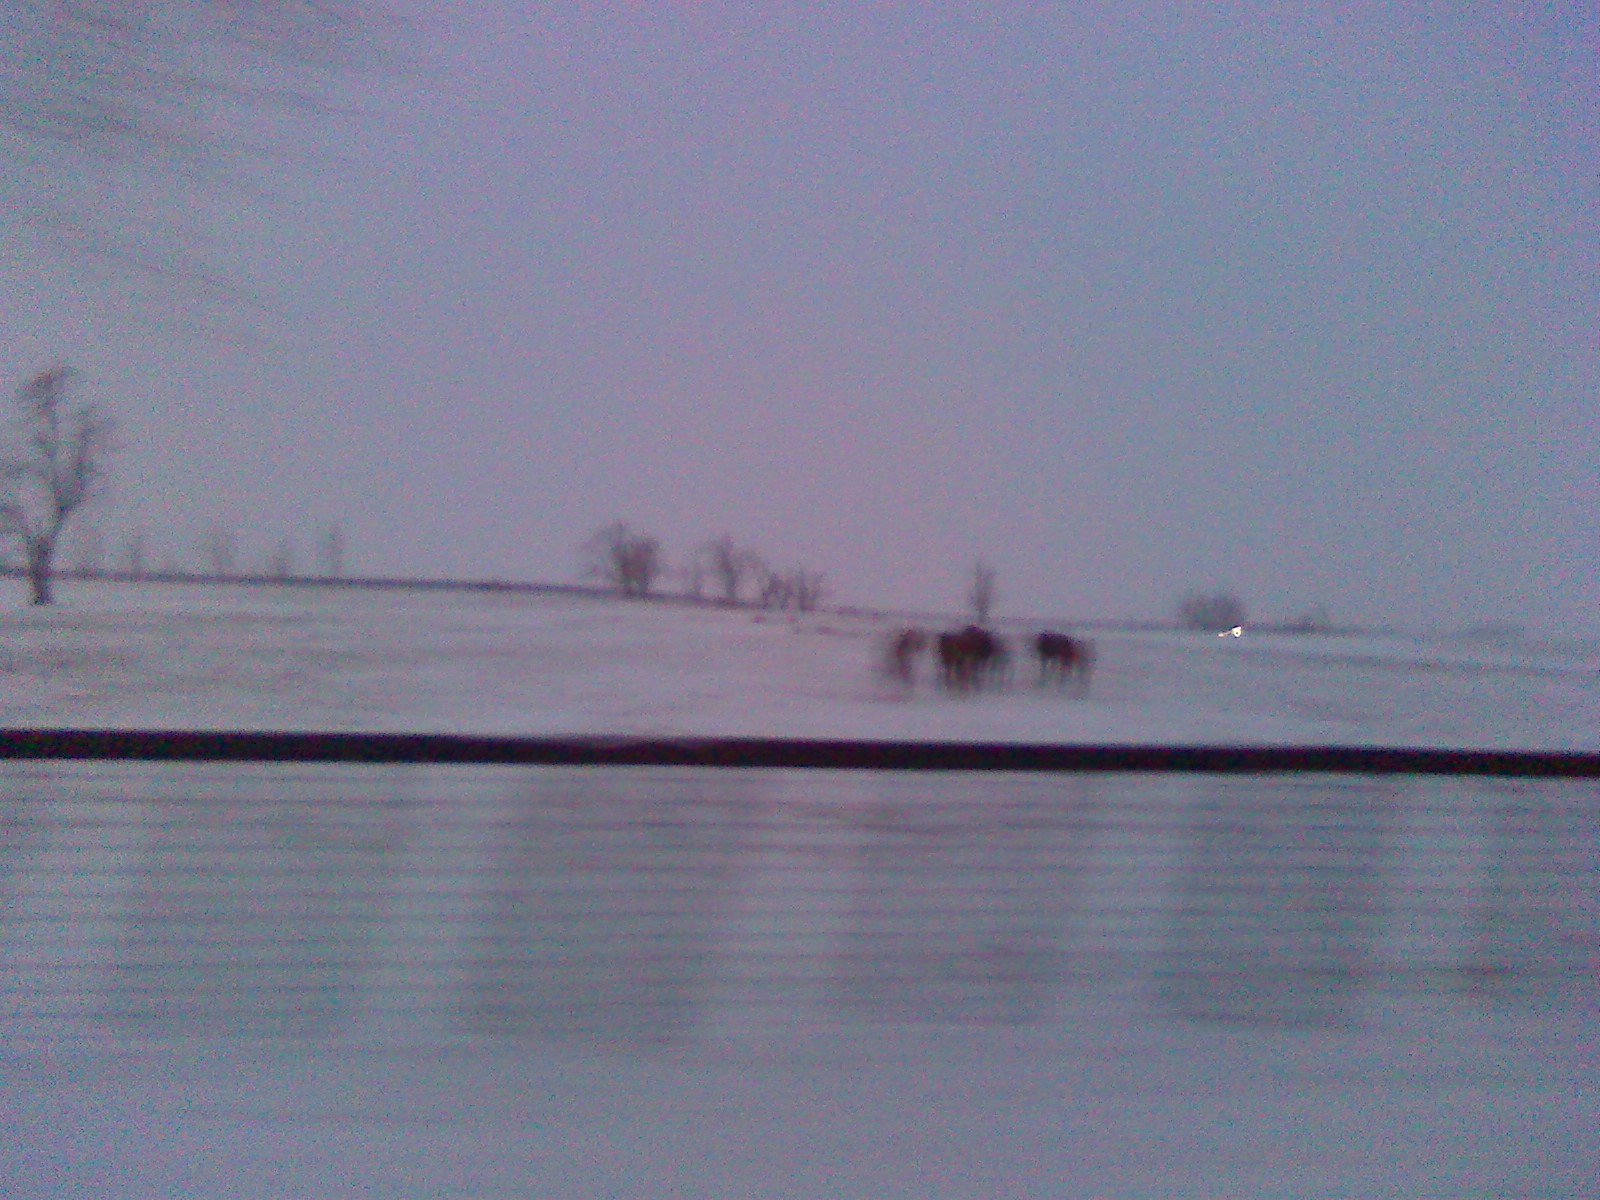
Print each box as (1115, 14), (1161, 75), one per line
(938, 624), (1002, 693)
(1034, 630), (1094, 693)
(882, 626), (927, 689)
(985, 635), (1014, 689)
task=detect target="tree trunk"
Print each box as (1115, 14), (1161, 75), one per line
(27, 539), (54, 605)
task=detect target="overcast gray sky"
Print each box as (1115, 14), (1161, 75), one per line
(3, 1), (1595, 635)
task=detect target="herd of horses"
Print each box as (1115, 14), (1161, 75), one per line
(883, 624), (1094, 695)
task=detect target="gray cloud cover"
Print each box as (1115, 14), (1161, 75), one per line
(3, 1), (1595, 635)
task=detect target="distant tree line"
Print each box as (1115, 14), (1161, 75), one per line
(583, 523), (828, 614)
(1175, 591), (1333, 634)
(1178, 591), (1247, 632)
(55, 522), (350, 585)
(0, 370), (1320, 628)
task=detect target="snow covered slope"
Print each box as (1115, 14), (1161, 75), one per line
(3, 579), (1596, 747)
(2, 580), (1596, 1198)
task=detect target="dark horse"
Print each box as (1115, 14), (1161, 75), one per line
(938, 624), (1003, 693)
(1035, 631), (1094, 692)
(883, 626), (927, 689)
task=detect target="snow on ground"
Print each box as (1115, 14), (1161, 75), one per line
(2, 578), (1597, 746)
(2, 580), (1597, 1198)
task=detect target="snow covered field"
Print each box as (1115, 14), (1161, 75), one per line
(3, 581), (1597, 1198)
(3, 578), (1598, 747)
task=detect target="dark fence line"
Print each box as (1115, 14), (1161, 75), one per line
(2, 729), (1597, 775)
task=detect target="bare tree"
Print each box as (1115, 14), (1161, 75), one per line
(754, 563), (791, 611)
(72, 523), (106, 577)
(317, 524), (345, 578)
(0, 365), (115, 604)
(752, 563), (826, 614)
(970, 560), (997, 624)
(121, 527), (147, 577)
(268, 535), (295, 580)
(202, 524), (237, 576)
(699, 535), (761, 605)
(790, 568), (826, 613)
(583, 521), (660, 598)
(680, 555), (706, 601)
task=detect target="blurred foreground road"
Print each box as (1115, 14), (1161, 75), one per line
(3, 764), (1596, 1198)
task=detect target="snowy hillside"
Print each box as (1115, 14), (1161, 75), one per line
(3, 579), (1598, 1199)
(2, 579), (1596, 748)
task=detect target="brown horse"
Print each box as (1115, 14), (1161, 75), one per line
(1035, 631), (1094, 693)
(938, 624), (1003, 693)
